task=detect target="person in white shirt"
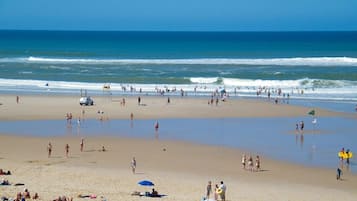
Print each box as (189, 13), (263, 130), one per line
(219, 181), (226, 201)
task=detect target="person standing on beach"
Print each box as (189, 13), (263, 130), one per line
(206, 181), (212, 199)
(80, 138), (84, 152)
(47, 142), (52, 158)
(255, 155), (261, 172)
(65, 144), (70, 158)
(248, 155), (253, 171)
(155, 121), (159, 131)
(241, 154), (246, 169)
(336, 167), (342, 180)
(300, 121), (304, 132)
(219, 181), (226, 201)
(138, 96), (141, 105)
(16, 96), (19, 104)
(130, 113), (134, 121)
(131, 157), (137, 174)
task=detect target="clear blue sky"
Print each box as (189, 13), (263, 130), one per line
(0, 0), (356, 31)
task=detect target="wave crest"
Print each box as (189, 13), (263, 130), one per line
(1, 56), (357, 66)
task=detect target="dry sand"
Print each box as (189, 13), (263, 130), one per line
(0, 135), (356, 201)
(1, 94), (356, 201)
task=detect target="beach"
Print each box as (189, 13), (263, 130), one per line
(0, 94), (348, 121)
(1, 94), (357, 201)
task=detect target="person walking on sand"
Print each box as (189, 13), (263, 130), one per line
(255, 155), (261, 172)
(138, 96), (141, 105)
(65, 144), (70, 158)
(47, 142), (52, 158)
(131, 157), (137, 174)
(241, 154), (246, 169)
(16, 95), (19, 104)
(206, 181), (212, 199)
(337, 167), (342, 180)
(80, 138), (84, 152)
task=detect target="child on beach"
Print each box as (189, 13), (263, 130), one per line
(214, 184), (219, 201)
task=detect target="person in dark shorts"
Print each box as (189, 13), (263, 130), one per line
(336, 167), (342, 180)
(206, 181), (212, 199)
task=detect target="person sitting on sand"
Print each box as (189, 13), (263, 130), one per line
(0, 169), (11, 175)
(150, 188), (159, 197)
(0, 178), (10, 185)
(32, 192), (39, 200)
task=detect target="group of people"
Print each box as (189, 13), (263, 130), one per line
(46, 139), (107, 158)
(0, 169), (11, 175)
(0, 188), (40, 200)
(337, 147), (353, 180)
(204, 181), (226, 201)
(295, 121), (305, 133)
(241, 154), (261, 172)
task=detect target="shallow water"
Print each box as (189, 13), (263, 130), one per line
(0, 116), (356, 173)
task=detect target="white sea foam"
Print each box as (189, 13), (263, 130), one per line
(189, 77), (219, 84)
(1, 56), (357, 66)
(1, 78), (356, 102)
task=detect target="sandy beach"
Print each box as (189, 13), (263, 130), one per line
(0, 94), (350, 121)
(1, 94), (357, 201)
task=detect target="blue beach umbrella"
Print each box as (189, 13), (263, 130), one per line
(138, 180), (154, 186)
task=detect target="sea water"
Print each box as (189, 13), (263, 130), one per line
(1, 31), (357, 102)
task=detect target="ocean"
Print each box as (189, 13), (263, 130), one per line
(1, 30), (357, 102)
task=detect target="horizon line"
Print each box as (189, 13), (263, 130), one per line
(1, 29), (357, 33)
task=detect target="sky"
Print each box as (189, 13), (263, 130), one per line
(0, 0), (357, 31)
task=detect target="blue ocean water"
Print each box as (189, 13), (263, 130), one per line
(0, 31), (357, 101)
